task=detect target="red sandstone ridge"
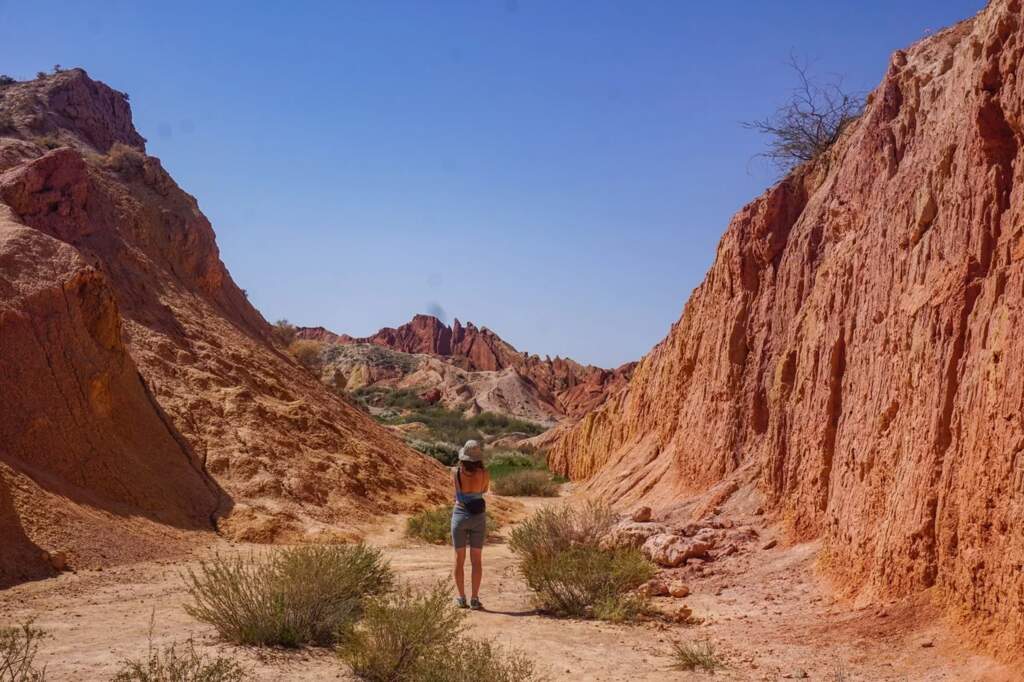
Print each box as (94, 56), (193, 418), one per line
(298, 314), (635, 418)
(551, 0), (1024, 659)
(0, 69), (446, 582)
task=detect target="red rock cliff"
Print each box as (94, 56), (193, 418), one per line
(0, 70), (447, 579)
(301, 314), (635, 417)
(551, 1), (1024, 655)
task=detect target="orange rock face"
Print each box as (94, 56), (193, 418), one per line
(300, 314), (635, 418)
(551, 1), (1024, 655)
(0, 70), (446, 581)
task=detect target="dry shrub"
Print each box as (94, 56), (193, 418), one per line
(509, 503), (654, 620)
(669, 640), (725, 672)
(508, 502), (616, 557)
(287, 339), (323, 371)
(405, 505), (453, 545)
(32, 134), (62, 151)
(338, 582), (540, 682)
(103, 142), (147, 174)
(491, 470), (558, 497)
(0, 622), (47, 681)
(742, 55), (864, 172)
(112, 637), (247, 682)
(271, 320), (297, 346)
(184, 544), (392, 647)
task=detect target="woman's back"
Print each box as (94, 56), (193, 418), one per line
(455, 465), (489, 495)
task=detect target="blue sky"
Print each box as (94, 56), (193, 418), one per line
(1, 1), (982, 367)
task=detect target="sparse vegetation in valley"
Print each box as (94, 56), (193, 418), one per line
(183, 544), (392, 647)
(0, 621), (47, 682)
(487, 450), (562, 497)
(491, 470), (558, 497)
(509, 503), (655, 621)
(337, 582), (541, 682)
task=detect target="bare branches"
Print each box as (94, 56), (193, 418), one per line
(743, 55), (865, 173)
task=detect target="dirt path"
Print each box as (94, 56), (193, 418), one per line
(0, 496), (1013, 681)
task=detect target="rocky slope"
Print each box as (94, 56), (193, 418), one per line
(551, 0), (1024, 656)
(0, 69), (446, 581)
(299, 314), (634, 420)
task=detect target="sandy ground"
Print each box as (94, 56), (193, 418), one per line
(0, 495), (1015, 681)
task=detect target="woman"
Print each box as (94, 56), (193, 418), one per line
(451, 439), (489, 610)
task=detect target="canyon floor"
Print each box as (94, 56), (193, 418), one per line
(0, 493), (1012, 681)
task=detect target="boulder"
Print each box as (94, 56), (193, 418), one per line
(668, 581), (690, 598)
(642, 533), (712, 567)
(631, 506), (652, 522)
(602, 520), (669, 550)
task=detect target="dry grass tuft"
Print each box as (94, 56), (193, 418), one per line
(669, 640), (725, 672)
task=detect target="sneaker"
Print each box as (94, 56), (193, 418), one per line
(469, 597), (483, 610)
(454, 596), (468, 609)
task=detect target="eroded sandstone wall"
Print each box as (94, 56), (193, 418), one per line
(551, 0), (1024, 651)
(0, 69), (447, 577)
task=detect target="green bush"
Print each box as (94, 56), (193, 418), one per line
(509, 504), (653, 621)
(405, 505), (503, 545)
(338, 583), (540, 682)
(409, 440), (458, 466)
(0, 621), (47, 681)
(515, 544), (654, 619)
(357, 387), (428, 411)
(0, 75), (15, 87)
(391, 406), (484, 446)
(112, 637), (247, 681)
(491, 470), (558, 497)
(469, 412), (543, 437)
(405, 506), (452, 545)
(486, 450), (544, 479)
(184, 544), (392, 647)
(669, 640), (725, 672)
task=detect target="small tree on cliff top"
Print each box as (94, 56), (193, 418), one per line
(743, 55), (864, 172)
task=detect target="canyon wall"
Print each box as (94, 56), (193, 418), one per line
(0, 70), (447, 578)
(551, 0), (1024, 652)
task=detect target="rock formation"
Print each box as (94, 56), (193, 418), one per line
(0, 69), (446, 582)
(551, 0), (1024, 656)
(299, 314), (635, 419)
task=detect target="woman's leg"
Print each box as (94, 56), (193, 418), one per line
(470, 547), (483, 599)
(454, 547), (467, 598)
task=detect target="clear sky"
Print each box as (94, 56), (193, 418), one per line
(1, 1), (982, 367)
